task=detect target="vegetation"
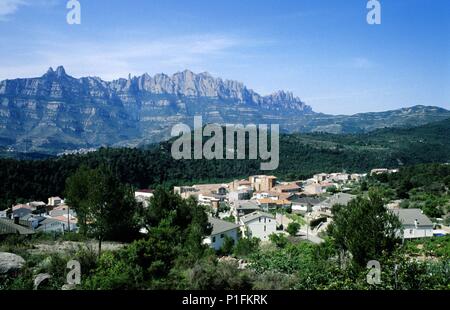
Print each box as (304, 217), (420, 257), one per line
(286, 222), (301, 236)
(65, 166), (142, 255)
(1, 185), (449, 290)
(1, 118), (450, 210)
(369, 163), (450, 218)
(0, 120), (449, 290)
(327, 190), (402, 267)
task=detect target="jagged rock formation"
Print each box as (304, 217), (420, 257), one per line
(0, 66), (448, 154)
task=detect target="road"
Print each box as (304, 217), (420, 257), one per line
(298, 227), (324, 244)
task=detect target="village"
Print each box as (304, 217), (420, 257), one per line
(2, 168), (447, 252)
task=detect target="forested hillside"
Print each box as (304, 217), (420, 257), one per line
(1, 118), (449, 209)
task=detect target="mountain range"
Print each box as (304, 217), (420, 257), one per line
(0, 66), (449, 154)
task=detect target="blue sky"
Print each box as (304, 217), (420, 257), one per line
(0, 0), (448, 114)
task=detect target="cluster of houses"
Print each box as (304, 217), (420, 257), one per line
(173, 172), (446, 250)
(0, 197), (78, 236)
(173, 174), (364, 250)
(1, 169), (446, 247)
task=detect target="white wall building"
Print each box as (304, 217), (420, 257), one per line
(204, 217), (240, 251)
(135, 190), (154, 208)
(393, 209), (434, 239)
(240, 211), (276, 241)
(48, 197), (63, 206)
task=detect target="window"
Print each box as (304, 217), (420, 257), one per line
(220, 234), (225, 239)
(212, 236), (216, 243)
(259, 218), (261, 222)
(264, 225), (266, 232)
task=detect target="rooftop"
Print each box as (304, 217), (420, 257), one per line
(0, 218), (35, 235)
(235, 200), (261, 210)
(240, 211), (275, 224)
(392, 209), (433, 227)
(208, 217), (240, 235)
(320, 193), (356, 207)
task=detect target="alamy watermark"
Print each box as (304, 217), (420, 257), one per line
(33, 259), (81, 290)
(367, 260), (382, 285)
(367, 0), (381, 25)
(67, 0), (81, 25)
(171, 116), (279, 171)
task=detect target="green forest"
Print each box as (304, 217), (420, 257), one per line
(1, 119), (449, 210)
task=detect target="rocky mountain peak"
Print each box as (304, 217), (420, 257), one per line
(55, 66), (67, 77)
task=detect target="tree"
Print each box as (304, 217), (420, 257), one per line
(141, 187), (212, 263)
(233, 237), (260, 258)
(327, 190), (402, 267)
(269, 233), (289, 248)
(65, 165), (140, 256)
(326, 186), (338, 194)
(286, 222), (300, 236)
(220, 236), (235, 255)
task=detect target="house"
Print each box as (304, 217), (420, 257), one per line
(257, 198), (291, 212)
(134, 189), (154, 199)
(240, 211), (276, 241)
(249, 175), (277, 192)
(20, 214), (45, 230)
(272, 182), (301, 194)
(229, 179), (252, 191)
(12, 207), (33, 219)
(313, 193), (356, 212)
(27, 201), (46, 209)
(393, 209), (434, 239)
(174, 186), (197, 195)
(12, 204), (35, 212)
(49, 205), (76, 217)
(303, 182), (337, 195)
(234, 200), (262, 217)
(290, 196), (325, 214)
(50, 215), (78, 232)
(48, 196), (63, 206)
(204, 217), (240, 251)
(0, 218), (35, 236)
(135, 189), (154, 208)
(229, 189), (252, 201)
(370, 168), (398, 176)
(329, 173), (350, 183)
(36, 218), (68, 233)
(0, 210), (7, 218)
(351, 173), (365, 182)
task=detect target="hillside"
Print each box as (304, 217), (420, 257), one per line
(0, 118), (449, 209)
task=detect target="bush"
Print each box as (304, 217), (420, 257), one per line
(286, 222), (300, 236)
(233, 238), (260, 258)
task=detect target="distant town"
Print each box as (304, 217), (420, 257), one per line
(2, 168), (446, 250)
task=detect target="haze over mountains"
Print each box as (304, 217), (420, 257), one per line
(0, 66), (449, 154)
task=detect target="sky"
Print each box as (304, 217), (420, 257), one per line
(0, 0), (448, 114)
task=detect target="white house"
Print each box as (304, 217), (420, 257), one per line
(135, 189), (154, 208)
(48, 197), (63, 206)
(204, 217), (240, 251)
(240, 211), (276, 241)
(290, 197), (325, 214)
(393, 209), (434, 239)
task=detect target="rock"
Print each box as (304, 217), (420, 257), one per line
(34, 273), (52, 290)
(0, 252), (26, 274)
(0, 67), (314, 154)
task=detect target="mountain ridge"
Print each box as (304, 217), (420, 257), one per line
(0, 66), (449, 154)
